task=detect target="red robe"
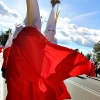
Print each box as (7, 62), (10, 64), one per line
(6, 27), (95, 100)
(2, 47), (11, 69)
(0, 46), (2, 53)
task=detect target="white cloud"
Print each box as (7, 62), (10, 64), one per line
(40, 10), (48, 19)
(0, 21), (15, 28)
(0, 1), (99, 49)
(56, 17), (100, 48)
(0, 1), (21, 18)
(0, 2), (24, 31)
(40, 10), (48, 25)
(0, 15), (21, 31)
(74, 11), (99, 21)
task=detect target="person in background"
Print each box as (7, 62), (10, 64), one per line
(13, 0), (41, 40)
(44, 0), (71, 99)
(0, 45), (3, 53)
(94, 62), (99, 77)
(1, 30), (13, 79)
(96, 62), (100, 77)
(86, 56), (95, 77)
(6, 0), (42, 99)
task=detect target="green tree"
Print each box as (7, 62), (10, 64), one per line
(96, 53), (100, 62)
(0, 29), (3, 45)
(86, 53), (92, 60)
(93, 41), (100, 53)
(93, 41), (100, 62)
(0, 28), (12, 47)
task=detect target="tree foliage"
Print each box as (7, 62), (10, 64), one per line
(93, 41), (100, 62)
(85, 53), (92, 60)
(0, 28), (12, 47)
(93, 41), (100, 53)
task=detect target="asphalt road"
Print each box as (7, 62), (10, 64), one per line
(64, 75), (100, 100)
(0, 52), (100, 100)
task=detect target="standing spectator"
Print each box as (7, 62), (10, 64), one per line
(96, 62), (100, 77)
(87, 56), (95, 77)
(1, 31), (13, 79)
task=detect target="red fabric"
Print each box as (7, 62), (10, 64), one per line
(2, 47), (11, 69)
(57, 82), (71, 100)
(6, 27), (95, 100)
(0, 47), (2, 53)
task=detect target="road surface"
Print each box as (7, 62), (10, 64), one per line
(65, 75), (100, 100)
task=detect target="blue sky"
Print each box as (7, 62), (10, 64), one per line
(0, 0), (100, 55)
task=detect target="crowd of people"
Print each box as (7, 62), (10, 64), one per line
(87, 57), (100, 78)
(94, 62), (100, 77)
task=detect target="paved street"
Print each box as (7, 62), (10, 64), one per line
(0, 52), (100, 100)
(65, 75), (100, 100)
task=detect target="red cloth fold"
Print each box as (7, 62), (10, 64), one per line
(2, 47), (11, 69)
(0, 47), (2, 53)
(6, 27), (95, 100)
